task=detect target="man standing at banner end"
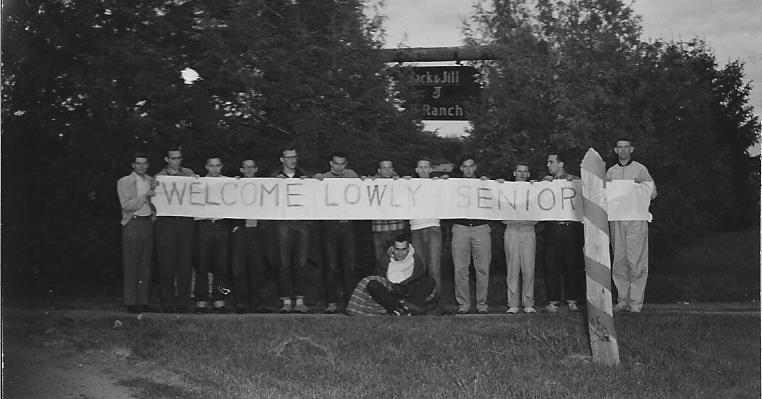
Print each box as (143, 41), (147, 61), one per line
(606, 139), (657, 313)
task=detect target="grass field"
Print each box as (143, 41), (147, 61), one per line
(5, 310), (759, 399)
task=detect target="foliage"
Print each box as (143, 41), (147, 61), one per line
(463, 0), (760, 255)
(2, 0), (437, 278)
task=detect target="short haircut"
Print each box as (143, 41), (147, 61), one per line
(459, 154), (476, 166)
(514, 161), (530, 169)
(378, 159), (393, 168)
(615, 138), (633, 145)
(133, 152), (149, 162)
(393, 233), (410, 244)
(330, 151), (348, 160)
(281, 145), (297, 156)
(240, 158), (256, 167)
(206, 156), (223, 164)
(547, 151), (567, 164)
(166, 146), (182, 156)
(417, 157), (432, 165)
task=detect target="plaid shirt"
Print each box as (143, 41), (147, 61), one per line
(372, 219), (407, 232)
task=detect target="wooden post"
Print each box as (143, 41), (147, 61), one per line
(581, 148), (620, 365)
(378, 46), (500, 63)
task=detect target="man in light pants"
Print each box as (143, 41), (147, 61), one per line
(606, 139), (657, 313)
(502, 163), (537, 314)
(409, 158), (443, 297)
(451, 155), (491, 314)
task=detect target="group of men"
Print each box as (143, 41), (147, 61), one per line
(117, 140), (655, 316)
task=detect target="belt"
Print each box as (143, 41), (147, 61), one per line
(199, 219), (224, 223)
(131, 215), (152, 219)
(456, 222), (488, 227)
(554, 221), (576, 226)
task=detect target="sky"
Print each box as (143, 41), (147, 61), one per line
(377, 0), (761, 154)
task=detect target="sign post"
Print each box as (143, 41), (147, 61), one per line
(581, 148), (620, 366)
(407, 66), (480, 120)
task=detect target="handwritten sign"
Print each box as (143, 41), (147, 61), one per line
(153, 177), (650, 221)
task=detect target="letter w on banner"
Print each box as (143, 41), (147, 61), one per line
(154, 177), (650, 221)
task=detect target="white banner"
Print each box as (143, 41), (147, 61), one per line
(605, 180), (654, 221)
(153, 176), (650, 221)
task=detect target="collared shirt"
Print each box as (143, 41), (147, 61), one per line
(371, 172), (404, 231)
(194, 175), (225, 221)
(117, 172), (155, 225)
(606, 160), (657, 198)
(319, 169), (359, 178)
(372, 219), (407, 232)
(156, 166), (195, 176)
(134, 172), (153, 217)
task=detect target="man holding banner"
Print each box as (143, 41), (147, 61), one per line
(607, 139), (657, 313)
(543, 152), (584, 313)
(409, 158), (443, 298)
(370, 160), (408, 268)
(317, 152), (359, 314)
(503, 163), (538, 314)
(194, 156), (232, 313)
(154, 147), (195, 313)
(230, 158), (270, 314)
(451, 155), (492, 314)
(272, 147), (312, 313)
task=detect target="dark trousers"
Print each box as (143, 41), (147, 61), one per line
(276, 221), (310, 298)
(195, 220), (230, 304)
(323, 221), (357, 304)
(543, 222), (584, 302)
(155, 216), (194, 305)
(122, 217), (153, 306)
(231, 225), (266, 309)
(367, 276), (435, 314)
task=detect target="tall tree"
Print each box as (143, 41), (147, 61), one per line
(463, 0), (760, 256)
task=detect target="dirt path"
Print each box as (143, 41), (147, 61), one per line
(2, 309), (195, 399)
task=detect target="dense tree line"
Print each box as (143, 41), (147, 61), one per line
(463, 0), (759, 257)
(2, 0), (758, 282)
(2, 0), (448, 281)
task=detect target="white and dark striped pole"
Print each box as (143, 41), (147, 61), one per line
(581, 148), (620, 365)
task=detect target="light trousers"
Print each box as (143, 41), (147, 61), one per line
(610, 220), (649, 311)
(452, 224), (491, 311)
(504, 224), (536, 308)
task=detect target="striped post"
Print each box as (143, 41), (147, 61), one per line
(581, 148), (620, 366)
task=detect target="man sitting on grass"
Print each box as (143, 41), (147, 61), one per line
(346, 235), (435, 316)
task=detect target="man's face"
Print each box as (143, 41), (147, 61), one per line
(513, 165), (530, 182)
(546, 155), (562, 175)
(378, 161), (395, 178)
(280, 150), (298, 170)
(165, 150), (183, 169)
(415, 160), (432, 178)
(132, 157), (149, 175)
(330, 156), (348, 175)
(614, 140), (634, 161)
(391, 240), (410, 261)
(240, 160), (257, 178)
(206, 158), (223, 177)
(460, 159), (477, 177)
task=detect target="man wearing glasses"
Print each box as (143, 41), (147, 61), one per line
(117, 152), (155, 313)
(271, 147), (312, 313)
(154, 147), (196, 313)
(230, 158), (271, 313)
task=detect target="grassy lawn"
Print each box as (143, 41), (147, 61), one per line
(647, 230), (760, 303)
(7, 311), (759, 399)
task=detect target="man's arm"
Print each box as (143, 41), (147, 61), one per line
(117, 178), (149, 212)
